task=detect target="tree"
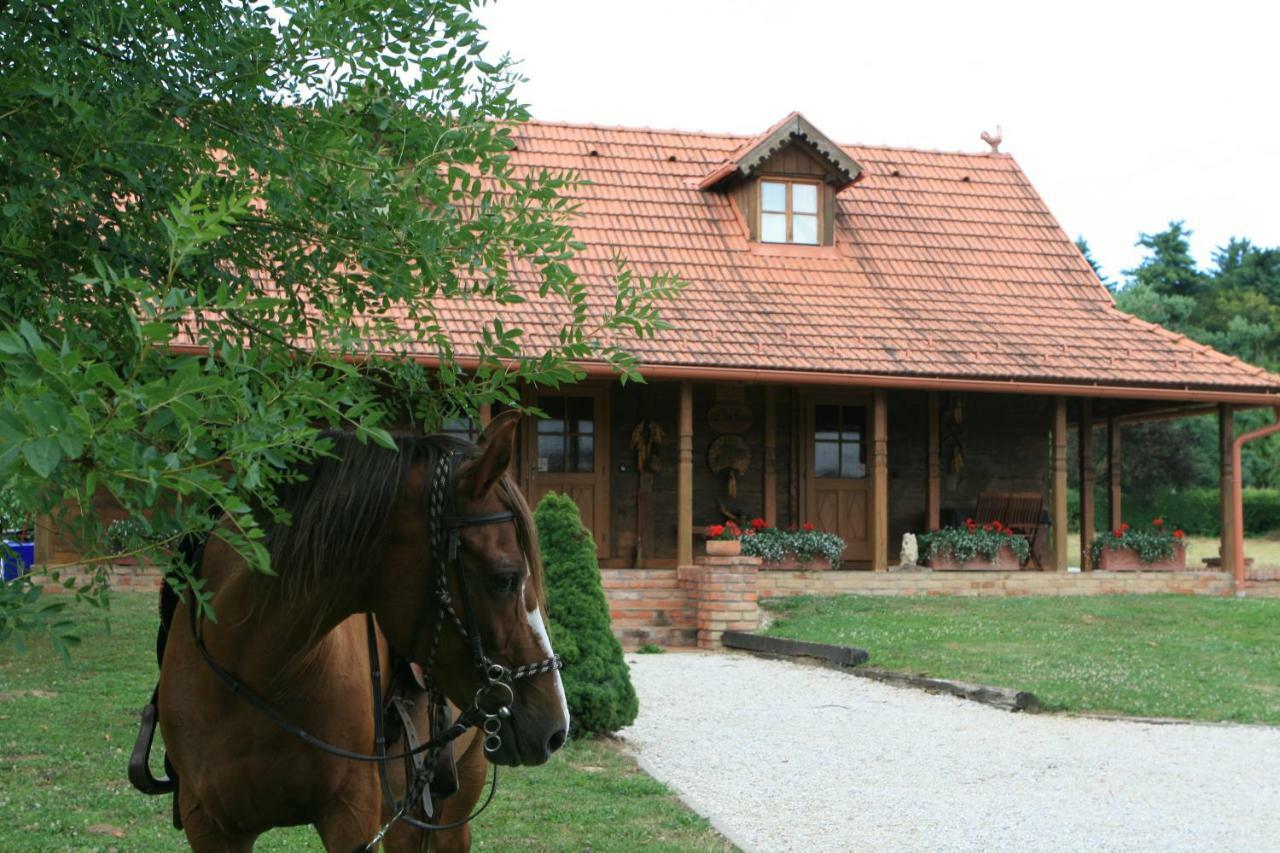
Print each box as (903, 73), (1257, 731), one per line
(534, 492), (638, 736)
(1125, 221), (1207, 297)
(1075, 236), (1111, 290)
(0, 1), (681, 642)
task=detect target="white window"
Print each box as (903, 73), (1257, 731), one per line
(760, 180), (820, 245)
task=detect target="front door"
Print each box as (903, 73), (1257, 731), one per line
(804, 399), (870, 562)
(525, 388), (610, 558)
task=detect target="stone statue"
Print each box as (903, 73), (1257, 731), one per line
(899, 532), (919, 568)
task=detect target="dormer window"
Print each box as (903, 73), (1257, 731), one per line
(760, 180), (819, 245)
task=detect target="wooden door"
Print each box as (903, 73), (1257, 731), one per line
(804, 399), (870, 562)
(525, 387), (610, 558)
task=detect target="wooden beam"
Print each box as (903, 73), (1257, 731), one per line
(926, 391), (941, 531)
(1079, 399), (1095, 571)
(764, 386), (778, 526)
(871, 389), (889, 571)
(1219, 404), (1236, 574)
(678, 381), (694, 567)
(1107, 416), (1122, 530)
(1052, 396), (1069, 571)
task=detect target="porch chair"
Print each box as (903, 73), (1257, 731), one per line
(973, 491), (1045, 569)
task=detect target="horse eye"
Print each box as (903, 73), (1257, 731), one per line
(488, 571), (521, 595)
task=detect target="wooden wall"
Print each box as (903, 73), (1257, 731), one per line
(729, 142), (837, 245)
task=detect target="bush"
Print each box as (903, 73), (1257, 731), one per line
(739, 523), (846, 568)
(1068, 487), (1280, 537)
(534, 491), (638, 736)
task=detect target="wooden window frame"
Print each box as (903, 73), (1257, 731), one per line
(758, 178), (822, 245)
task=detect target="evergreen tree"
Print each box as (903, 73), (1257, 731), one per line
(534, 492), (638, 736)
(1075, 236), (1111, 290)
(1125, 221), (1207, 297)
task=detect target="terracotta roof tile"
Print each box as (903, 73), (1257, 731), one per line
(235, 117), (1280, 395)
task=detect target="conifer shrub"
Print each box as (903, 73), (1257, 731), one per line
(534, 491), (638, 736)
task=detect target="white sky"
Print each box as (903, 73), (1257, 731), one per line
(477, 0), (1280, 285)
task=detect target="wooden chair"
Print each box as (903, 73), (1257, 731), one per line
(973, 491), (1045, 569)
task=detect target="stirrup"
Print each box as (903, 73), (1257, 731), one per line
(128, 693), (176, 795)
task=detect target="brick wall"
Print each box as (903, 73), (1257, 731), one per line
(599, 568), (696, 647)
(757, 568), (1236, 598)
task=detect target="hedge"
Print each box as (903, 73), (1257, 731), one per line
(1067, 487), (1280, 537)
(534, 491), (638, 736)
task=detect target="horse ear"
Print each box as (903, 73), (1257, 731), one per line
(467, 410), (521, 499)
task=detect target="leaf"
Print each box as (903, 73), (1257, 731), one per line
(22, 438), (62, 478)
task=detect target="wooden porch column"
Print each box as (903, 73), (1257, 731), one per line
(1107, 416), (1123, 529)
(764, 385), (778, 526)
(1052, 396), (1069, 571)
(1078, 400), (1095, 571)
(925, 391), (941, 531)
(1219, 404), (1237, 573)
(678, 381), (694, 567)
(871, 389), (889, 571)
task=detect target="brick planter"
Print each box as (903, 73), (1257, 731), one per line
(761, 557), (834, 572)
(927, 544), (1023, 571)
(678, 555), (761, 650)
(1096, 544), (1186, 572)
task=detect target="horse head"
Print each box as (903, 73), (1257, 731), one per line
(373, 411), (570, 767)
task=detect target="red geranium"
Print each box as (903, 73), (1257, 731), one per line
(1152, 517), (1164, 527)
(1173, 529), (1184, 539)
(992, 520), (1004, 532)
(802, 522), (815, 532)
(1113, 528), (1123, 537)
(1003, 528), (1013, 536)
(982, 523), (993, 532)
(750, 517), (767, 531)
(1120, 522), (1130, 533)
(706, 524), (725, 538)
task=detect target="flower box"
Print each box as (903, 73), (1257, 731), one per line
(1097, 544), (1186, 572)
(761, 557), (833, 572)
(705, 539), (742, 557)
(927, 544), (1023, 571)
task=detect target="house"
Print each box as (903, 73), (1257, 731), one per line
(38, 113), (1280, 644)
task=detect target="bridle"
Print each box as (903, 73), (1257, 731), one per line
(188, 446), (563, 850)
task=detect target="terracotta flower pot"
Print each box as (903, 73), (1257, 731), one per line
(1097, 543), (1186, 571)
(928, 544), (1022, 571)
(705, 539), (741, 556)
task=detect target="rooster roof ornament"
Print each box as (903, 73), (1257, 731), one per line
(981, 125), (1003, 153)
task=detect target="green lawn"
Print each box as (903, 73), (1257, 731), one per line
(762, 594), (1280, 724)
(0, 592), (729, 852)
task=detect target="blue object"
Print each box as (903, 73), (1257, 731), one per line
(1, 540), (34, 582)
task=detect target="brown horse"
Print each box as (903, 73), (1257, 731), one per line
(154, 412), (569, 851)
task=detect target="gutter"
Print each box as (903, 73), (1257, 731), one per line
(166, 344), (1280, 406)
(1230, 407), (1280, 590)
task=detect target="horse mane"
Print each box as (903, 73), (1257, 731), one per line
(260, 428), (544, 629)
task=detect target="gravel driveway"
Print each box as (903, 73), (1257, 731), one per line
(619, 652), (1280, 852)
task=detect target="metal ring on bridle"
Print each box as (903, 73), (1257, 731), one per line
(483, 734), (502, 754)
(475, 681), (515, 716)
(483, 716), (502, 735)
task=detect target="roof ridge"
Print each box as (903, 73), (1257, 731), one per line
(520, 117), (1005, 160)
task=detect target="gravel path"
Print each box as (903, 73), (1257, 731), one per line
(619, 652), (1280, 852)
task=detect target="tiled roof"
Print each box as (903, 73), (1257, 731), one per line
(437, 118), (1280, 394)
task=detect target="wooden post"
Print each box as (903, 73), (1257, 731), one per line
(678, 381), (694, 567)
(926, 391), (941, 531)
(1219, 404), (1236, 573)
(764, 385), (778, 526)
(871, 389), (889, 572)
(1052, 396), (1069, 571)
(1078, 400), (1095, 571)
(1107, 416), (1122, 529)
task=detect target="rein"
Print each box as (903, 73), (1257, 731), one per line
(186, 448), (563, 849)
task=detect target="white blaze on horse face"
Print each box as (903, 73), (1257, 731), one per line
(525, 601), (571, 731)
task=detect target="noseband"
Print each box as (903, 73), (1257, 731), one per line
(186, 446), (563, 849)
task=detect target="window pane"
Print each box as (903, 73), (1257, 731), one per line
(840, 406), (865, 442)
(442, 416), (475, 438)
(815, 441), (839, 477)
(841, 441), (866, 478)
(792, 183), (818, 214)
(571, 396), (594, 434)
(761, 212), (787, 243)
(539, 397), (565, 434)
(574, 435), (594, 472)
(537, 434), (565, 473)
(815, 404), (839, 436)
(760, 181), (786, 212)
(793, 213), (818, 245)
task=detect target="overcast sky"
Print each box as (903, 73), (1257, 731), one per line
(477, 0), (1279, 285)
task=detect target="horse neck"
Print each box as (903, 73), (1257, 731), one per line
(202, 542), (368, 690)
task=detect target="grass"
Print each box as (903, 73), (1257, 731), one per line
(761, 594), (1280, 724)
(1065, 532), (1280, 568)
(0, 592), (730, 852)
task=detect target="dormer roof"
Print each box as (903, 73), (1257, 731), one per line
(698, 112), (864, 191)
